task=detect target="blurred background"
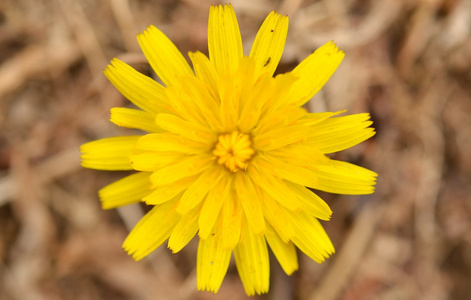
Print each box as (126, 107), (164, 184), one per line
(1, 0), (470, 299)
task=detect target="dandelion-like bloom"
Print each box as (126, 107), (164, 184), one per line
(81, 4), (377, 295)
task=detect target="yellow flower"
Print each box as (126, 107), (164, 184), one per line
(80, 4), (377, 296)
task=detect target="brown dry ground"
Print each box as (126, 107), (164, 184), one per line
(1, 0), (470, 299)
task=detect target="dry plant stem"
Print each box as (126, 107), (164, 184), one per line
(305, 89), (328, 113)
(109, 0), (140, 52)
(0, 41), (81, 99)
(59, 0), (107, 86)
(442, 0), (471, 48)
(278, 0), (304, 16)
(0, 148), (81, 207)
(60, 0), (107, 72)
(323, 0), (350, 28)
(5, 148), (58, 300)
(397, 0), (441, 77)
(232, 0), (276, 17)
(412, 77), (448, 298)
(176, 271), (198, 300)
(308, 201), (386, 300)
(295, 0), (402, 50)
(271, 256), (295, 300)
(116, 205), (145, 232)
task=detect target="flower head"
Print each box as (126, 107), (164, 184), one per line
(80, 4), (377, 296)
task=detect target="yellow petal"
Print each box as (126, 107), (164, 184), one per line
(265, 223), (298, 275)
(110, 107), (163, 133)
(314, 160), (378, 195)
(287, 210), (334, 263)
(284, 182), (332, 220)
(136, 133), (208, 154)
(220, 190), (242, 249)
(99, 172), (152, 209)
(218, 57), (257, 131)
(233, 57), (257, 115)
(80, 136), (139, 170)
(164, 84), (210, 128)
(234, 220), (270, 296)
(219, 81), (239, 131)
(176, 167), (224, 214)
(268, 144), (329, 167)
(249, 11), (289, 78)
(198, 176), (231, 240)
(104, 58), (169, 114)
(235, 174), (266, 235)
(208, 4), (243, 76)
(253, 124), (310, 151)
(156, 113), (217, 144)
(255, 105), (306, 136)
(299, 110), (345, 127)
(189, 51), (219, 98)
(137, 25), (193, 87)
(306, 113), (376, 154)
(196, 226), (232, 293)
(150, 154), (213, 187)
(239, 73), (298, 133)
(123, 200), (180, 261)
(257, 155), (319, 190)
(237, 76), (273, 132)
(130, 151), (185, 172)
(143, 176), (196, 205)
(252, 156), (332, 219)
(168, 204), (200, 253)
(173, 75), (223, 131)
(260, 192), (296, 243)
(290, 41), (345, 106)
(248, 160), (303, 211)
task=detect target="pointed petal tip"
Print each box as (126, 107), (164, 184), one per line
(107, 57), (127, 71)
(122, 243), (146, 262)
(268, 10), (282, 18)
(141, 24), (157, 34)
(210, 3), (234, 11)
(167, 244), (178, 254)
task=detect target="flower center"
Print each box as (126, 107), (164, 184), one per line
(213, 131), (255, 172)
